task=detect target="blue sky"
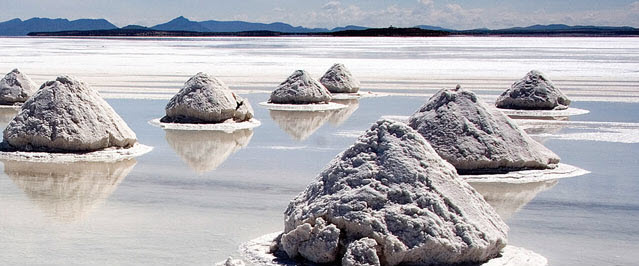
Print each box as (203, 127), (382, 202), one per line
(1, 0), (638, 29)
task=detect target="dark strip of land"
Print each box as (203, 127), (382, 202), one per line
(26, 26), (639, 37)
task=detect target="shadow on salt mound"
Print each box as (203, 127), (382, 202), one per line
(469, 179), (558, 220)
(269, 110), (334, 141)
(0, 143), (152, 163)
(259, 102), (346, 111)
(238, 232), (548, 266)
(4, 159), (136, 222)
(496, 107), (589, 120)
(149, 118), (261, 132)
(164, 128), (254, 173)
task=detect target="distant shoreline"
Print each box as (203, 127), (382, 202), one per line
(26, 27), (639, 38)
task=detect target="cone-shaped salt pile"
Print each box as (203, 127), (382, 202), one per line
(2, 76), (137, 152)
(319, 63), (360, 93)
(408, 86), (559, 174)
(269, 70), (331, 104)
(162, 72), (254, 123)
(496, 70), (571, 110)
(0, 68), (38, 105)
(281, 119), (508, 265)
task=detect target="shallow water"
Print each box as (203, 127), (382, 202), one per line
(0, 37), (638, 265)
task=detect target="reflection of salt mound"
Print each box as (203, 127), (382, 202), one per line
(5, 159), (136, 221)
(269, 110), (333, 141)
(161, 72), (253, 123)
(0, 68), (38, 105)
(469, 180), (557, 220)
(3, 75), (137, 152)
(328, 99), (359, 126)
(409, 86), (560, 174)
(280, 119), (507, 265)
(269, 70), (331, 104)
(164, 129), (253, 173)
(319, 63), (360, 93)
(496, 70), (571, 110)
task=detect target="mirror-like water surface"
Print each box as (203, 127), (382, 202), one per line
(0, 37), (638, 265)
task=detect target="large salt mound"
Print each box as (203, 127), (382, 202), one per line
(161, 72), (253, 123)
(320, 63), (360, 93)
(0, 68), (38, 105)
(280, 119), (508, 265)
(2, 76), (137, 152)
(408, 87), (560, 174)
(496, 70), (571, 110)
(269, 70), (332, 104)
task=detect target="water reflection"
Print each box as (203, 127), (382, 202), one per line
(4, 159), (136, 222)
(269, 110), (333, 141)
(469, 180), (558, 220)
(164, 129), (253, 173)
(328, 99), (359, 126)
(0, 108), (18, 129)
(518, 121), (567, 144)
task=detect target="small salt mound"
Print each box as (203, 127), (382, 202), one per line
(496, 70), (571, 110)
(280, 119), (508, 265)
(269, 70), (332, 104)
(2, 75), (137, 152)
(0, 68), (38, 105)
(162, 72), (254, 123)
(409, 86), (560, 174)
(320, 63), (360, 93)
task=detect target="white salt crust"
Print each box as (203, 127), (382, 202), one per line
(239, 232), (548, 266)
(148, 118), (261, 132)
(0, 143), (152, 163)
(259, 102), (346, 111)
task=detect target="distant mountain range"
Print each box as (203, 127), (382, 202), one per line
(0, 18), (116, 36)
(2, 16), (638, 36)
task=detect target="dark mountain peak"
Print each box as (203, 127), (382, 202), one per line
(152, 16), (209, 32)
(121, 25), (150, 30)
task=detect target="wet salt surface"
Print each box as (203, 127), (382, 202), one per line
(0, 37), (637, 265)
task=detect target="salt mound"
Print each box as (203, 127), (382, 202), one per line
(269, 70), (331, 104)
(0, 68), (38, 105)
(320, 63), (360, 93)
(496, 70), (571, 110)
(5, 159), (135, 221)
(408, 86), (560, 174)
(161, 72), (253, 123)
(280, 119), (508, 265)
(2, 75), (137, 152)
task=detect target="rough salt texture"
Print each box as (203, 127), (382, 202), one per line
(342, 237), (381, 266)
(320, 63), (360, 93)
(216, 257), (245, 266)
(496, 70), (571, 110)
(269, 70), (332, 104)
(0, 69), (38, 105)
(281, 119), (508, 265)
(408, 87), (560, 174)
(280, 217), (340, 263)
(2, 76), (137, 152)
(162, 72), (253, 123)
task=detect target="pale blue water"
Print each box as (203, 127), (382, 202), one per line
(0, 37), (638, 265)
